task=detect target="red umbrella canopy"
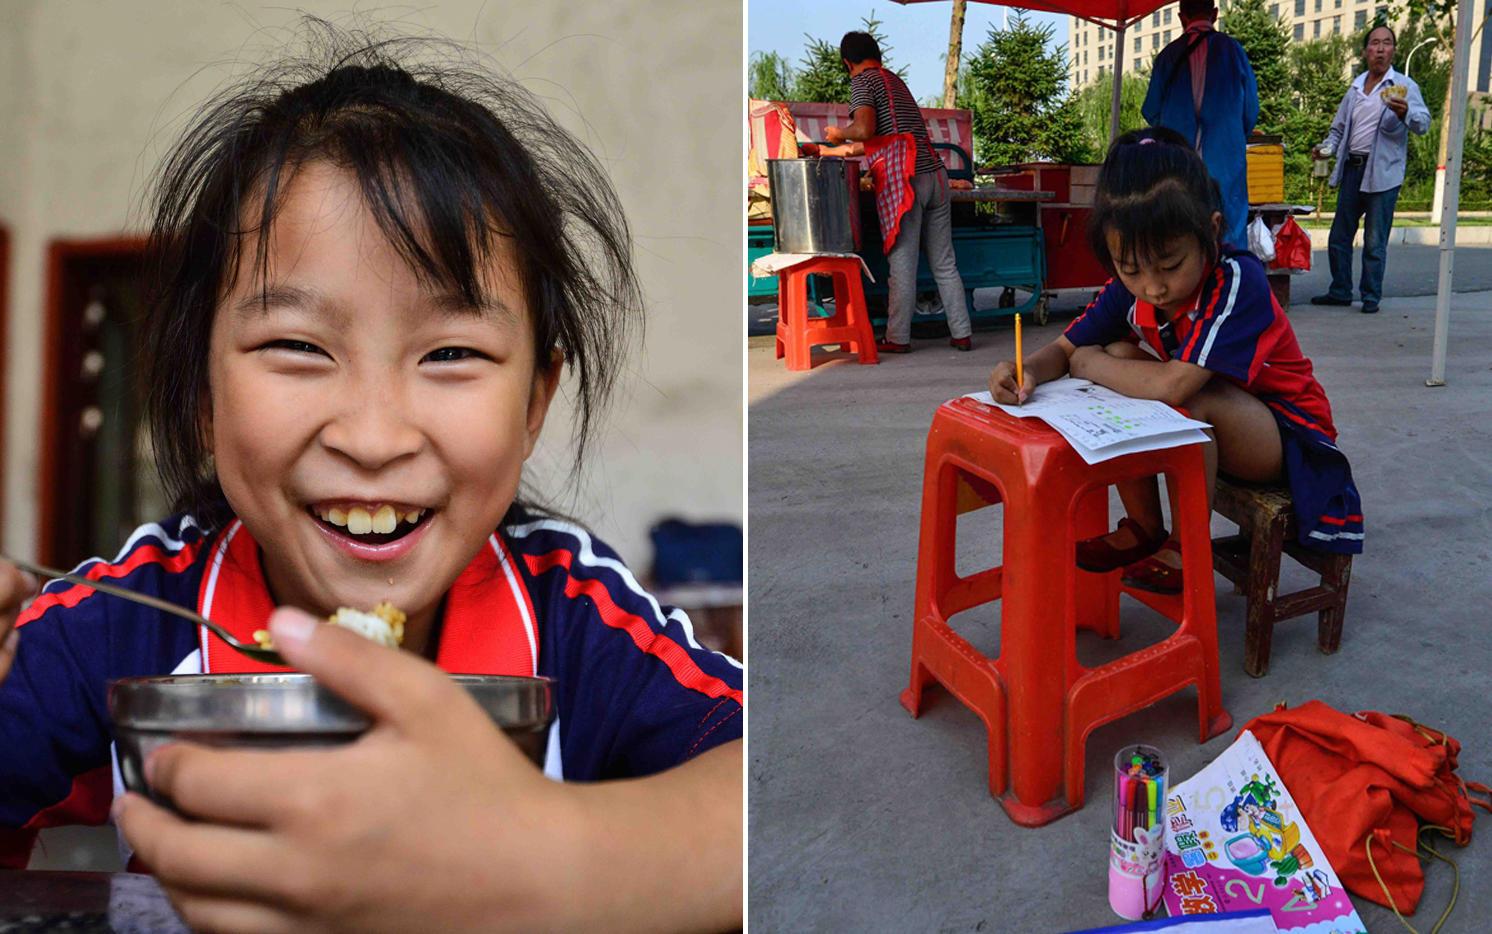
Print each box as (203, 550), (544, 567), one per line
(893, 0), (1172, 30)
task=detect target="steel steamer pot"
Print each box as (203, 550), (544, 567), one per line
(766, 157), (862, 254)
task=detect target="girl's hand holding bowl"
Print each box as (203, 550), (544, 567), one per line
(113, 607), (581, 933)
(988, 360), (1035, 405)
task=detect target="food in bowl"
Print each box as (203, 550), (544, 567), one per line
(253, 601), (407, 651)
(1379, 84), (1407, 102)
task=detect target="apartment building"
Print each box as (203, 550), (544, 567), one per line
(1067, 0), (1492, 98)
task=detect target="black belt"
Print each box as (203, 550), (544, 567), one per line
(1346, 153), (1368, 167)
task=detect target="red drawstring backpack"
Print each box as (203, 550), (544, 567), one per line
(1242, 701), (1492, 930)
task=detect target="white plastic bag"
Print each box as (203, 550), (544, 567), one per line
(1247, 215), (1276, 263)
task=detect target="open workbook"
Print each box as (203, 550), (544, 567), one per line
(965, 377), (1212, 465)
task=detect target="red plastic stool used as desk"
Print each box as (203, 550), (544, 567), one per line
(775, 255), (878, 371)
(899, 398), (1232, 826)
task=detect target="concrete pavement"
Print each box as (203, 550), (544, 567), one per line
(747, 288), (1492, 931)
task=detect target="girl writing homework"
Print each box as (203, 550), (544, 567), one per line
(0, 23), (741, 931)
(987, 128), (1362, 595)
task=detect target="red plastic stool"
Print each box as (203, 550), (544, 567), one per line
(899, 397), (1232, 827)
(774, 255), (878, 371)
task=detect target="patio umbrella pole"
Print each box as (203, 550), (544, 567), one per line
(1427, 0), (1473, 387)
(1110, 24), (1126, 143)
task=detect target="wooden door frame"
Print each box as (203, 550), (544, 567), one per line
(38, 236), (149, 565)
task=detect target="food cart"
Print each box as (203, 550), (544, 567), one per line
(1243, 134), (1314, 307)
(748, 99), (1054, 328)
(988, 162), (1110, 306)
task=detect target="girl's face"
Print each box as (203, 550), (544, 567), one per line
(207, 161), (558, 646)
(1105, 214), (1219, 315)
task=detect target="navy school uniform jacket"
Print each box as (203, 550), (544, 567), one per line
(1064, 249), (1364, 553)
(0, 510), (743, 867)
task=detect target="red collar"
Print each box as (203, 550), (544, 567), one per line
(1133, 273), (1210, 330)
(196, 520), (539, 676)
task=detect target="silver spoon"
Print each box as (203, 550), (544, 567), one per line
(6, 554), (289, 667)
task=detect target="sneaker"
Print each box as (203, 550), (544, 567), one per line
(876, 339), (912, 354)
(1309, 294), (1352, 307)
(1360, 304), (1379, 314)
(949, 337), (972, 352)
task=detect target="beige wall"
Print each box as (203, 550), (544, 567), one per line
(0, 0), (743, 568)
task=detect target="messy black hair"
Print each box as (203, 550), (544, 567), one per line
(143, 20), (641, 531)
(1087, 126), (1225, 275)
(839, 31), (882, 66)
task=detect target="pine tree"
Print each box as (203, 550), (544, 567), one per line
(792, 14), (904, 104)
(1219, 0), (1291, 134)
(749, 51), (797, 101)
(962, 12), (1088, 165)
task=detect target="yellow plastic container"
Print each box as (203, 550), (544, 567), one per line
(1247, 143), (1285, 204)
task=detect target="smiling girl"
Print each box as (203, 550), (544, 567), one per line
(987, 128), (1362, 594)
(0, 27), (740, 929)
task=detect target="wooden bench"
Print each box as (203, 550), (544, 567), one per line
(1210, 478), (1353, 678)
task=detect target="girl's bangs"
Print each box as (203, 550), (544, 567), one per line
(238, 121), (519, 312)
(1105, 182), (1214, 267)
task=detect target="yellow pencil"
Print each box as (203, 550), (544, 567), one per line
(1014, 312), (1023, 402)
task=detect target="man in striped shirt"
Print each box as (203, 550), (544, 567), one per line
(823, 31), (972, 353)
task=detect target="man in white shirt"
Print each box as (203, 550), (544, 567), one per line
(1309, 25), (1430, 314)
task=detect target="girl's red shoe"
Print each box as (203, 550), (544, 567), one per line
(876, 339), (911, 354)
(1121, 537), (1184, 594)
(1075, 517), (1168, 573)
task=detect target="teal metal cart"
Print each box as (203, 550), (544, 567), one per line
(748, 185), (1053, 329)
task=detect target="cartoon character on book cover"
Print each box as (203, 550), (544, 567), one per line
(1161, 732), (1367, 933)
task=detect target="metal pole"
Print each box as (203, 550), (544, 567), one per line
(1111, 25), (1126, 143)
(1427, 0), (1474, 387)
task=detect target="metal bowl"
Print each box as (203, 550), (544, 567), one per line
(109, 673), (553, 805)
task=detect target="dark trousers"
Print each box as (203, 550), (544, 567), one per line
(1327, 158), (1401, 309)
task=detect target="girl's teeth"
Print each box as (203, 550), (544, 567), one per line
(347, 507), (373, 535)
(317, 505), (425, 533)
(372, 505), (398, 534)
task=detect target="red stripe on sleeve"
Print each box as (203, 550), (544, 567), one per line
(1063, 278), (1114, 339)
(524, 550), (743, 705)
(17, 542), (204, 628)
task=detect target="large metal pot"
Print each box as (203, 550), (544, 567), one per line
(767, 157), (861, 253)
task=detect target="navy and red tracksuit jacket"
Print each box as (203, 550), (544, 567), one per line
(0, 509), (743, 866)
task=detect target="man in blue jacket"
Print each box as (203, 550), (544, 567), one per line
(1142, 0), (1259, 252)
(1309, 25), (1430, 314)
